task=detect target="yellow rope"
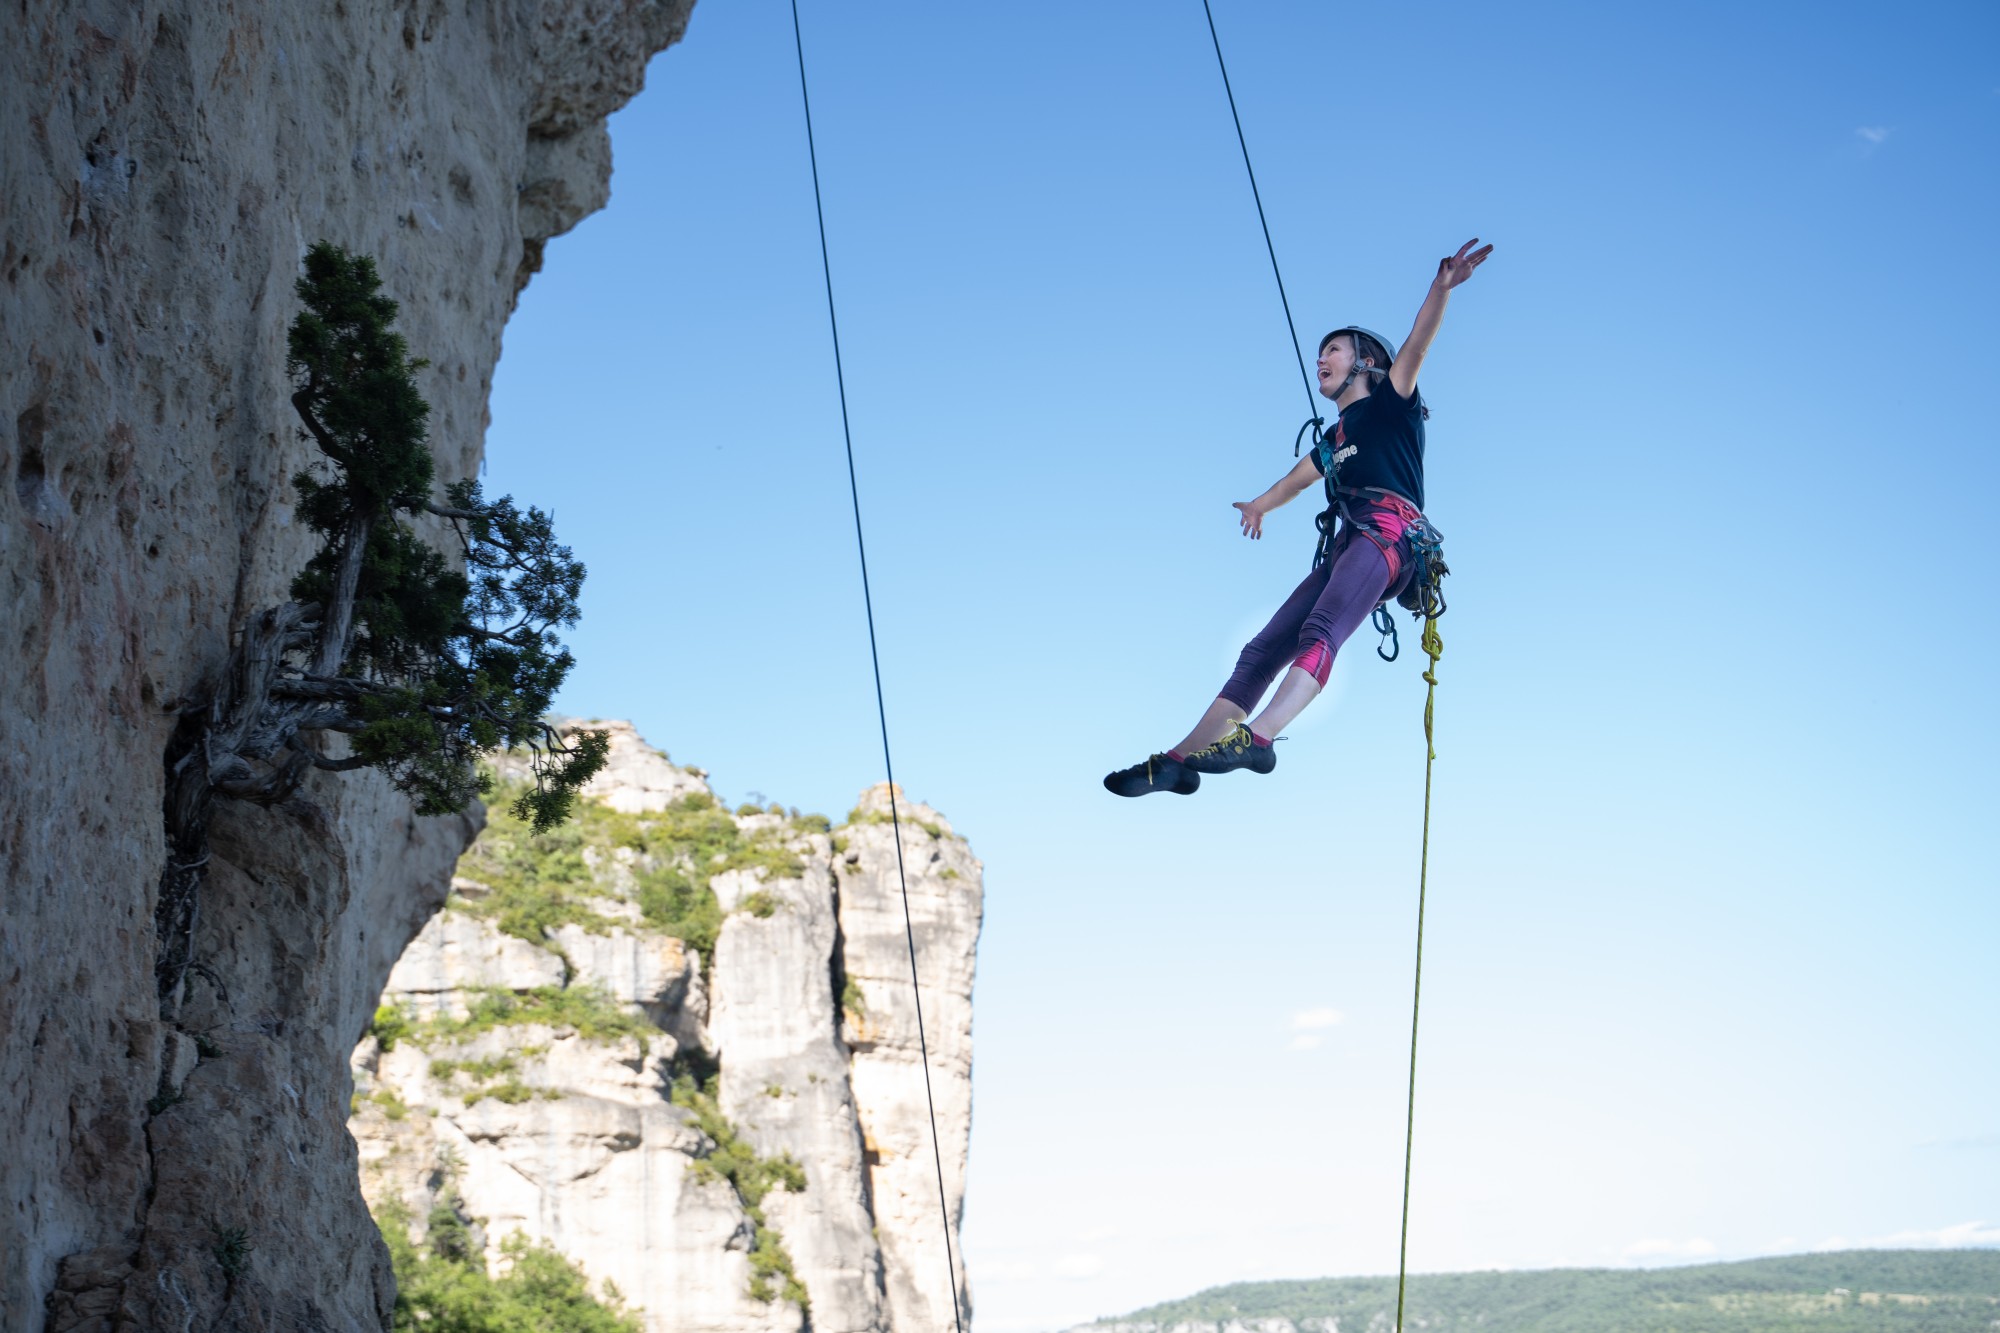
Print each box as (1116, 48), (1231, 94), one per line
(1394, 613), (1443, 1333)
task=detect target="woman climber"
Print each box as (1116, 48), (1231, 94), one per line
(1104, 238), (1493, 797)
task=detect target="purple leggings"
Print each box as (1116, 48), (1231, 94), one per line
(1219, 529), (1401, 712)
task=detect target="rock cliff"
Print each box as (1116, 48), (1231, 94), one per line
(349, 721), (982, 1333)
(1, 4), (690, 1328)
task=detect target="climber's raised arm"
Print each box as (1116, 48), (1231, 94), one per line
(1391, 238), (1493, 399)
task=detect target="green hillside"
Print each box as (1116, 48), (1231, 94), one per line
(1101, 1250), (2000, 1332)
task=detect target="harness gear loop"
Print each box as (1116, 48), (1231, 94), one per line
(1393, 610), (1444, 1333)
(1398, 516), (1449, 622)
(1373, 604), (1400, 662)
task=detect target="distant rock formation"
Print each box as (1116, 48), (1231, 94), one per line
(350, 721), (982, 1333)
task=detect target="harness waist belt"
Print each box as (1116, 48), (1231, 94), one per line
(1334, 485), (1421, 511)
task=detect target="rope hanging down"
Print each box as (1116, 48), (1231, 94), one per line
(788, 6), (967, 1332)
(1392, 616), (1444, 1333)
(1199, 0), (1322, 448)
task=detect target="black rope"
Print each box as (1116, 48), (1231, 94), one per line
(788, 6), (966, 1331)
(1199, 0), (1322, 443)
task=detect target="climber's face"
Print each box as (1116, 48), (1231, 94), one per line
(1317, 335), (1358, 399)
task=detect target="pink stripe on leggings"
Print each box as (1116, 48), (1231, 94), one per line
(1218, 525), (1398, 711)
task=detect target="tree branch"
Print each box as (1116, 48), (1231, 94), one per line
(311, 515), (371, 677)
(287, 739), (372, 772)
(271, 676), (372, 703)
(290, 390), (351, 465)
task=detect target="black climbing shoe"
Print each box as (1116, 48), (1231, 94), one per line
(1181, 723), (1277, 776)
(1103, 753), (1200, 797)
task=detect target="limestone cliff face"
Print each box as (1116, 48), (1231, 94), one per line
(349, 722), (983, 1333)
(1, 5), (690, 1329)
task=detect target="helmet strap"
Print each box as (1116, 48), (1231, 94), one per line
(1336, 358), (1384, 398)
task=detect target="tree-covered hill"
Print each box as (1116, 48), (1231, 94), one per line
(1092, 1250), (2000, 1333)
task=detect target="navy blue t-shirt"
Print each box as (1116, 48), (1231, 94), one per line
(1310, 377), (1425, 510)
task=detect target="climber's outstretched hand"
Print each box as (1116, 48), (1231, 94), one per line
(1436, 238), (1493, 291)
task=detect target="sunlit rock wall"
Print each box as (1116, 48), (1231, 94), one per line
(0, 4), (691, 1328)
(350, 722), (983, 1333)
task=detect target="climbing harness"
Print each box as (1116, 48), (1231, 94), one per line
(1202, 8), (1450, 1331)
(1306, 475), (1450, 664)
(789, 7), (965, 1332)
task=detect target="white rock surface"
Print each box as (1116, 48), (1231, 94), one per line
(352, 729), (983, 1333)
(389, 911), (569, 1015)
(556, 921), (697, 1013)
(711, 854), (890, 1333)
(496, 717), (714, 811)
(839, 784), (983, 1333)
(1, 5), (691, 1328)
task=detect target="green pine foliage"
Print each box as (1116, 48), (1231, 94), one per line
(282, 242), (607, 831)
(1111, 1250), (2000, 1333)
(375, 1199), (640, 1333)
(151, 243), (607, 1014)
(284, 247), (434, 519)
(211, 1224), (254, 1279)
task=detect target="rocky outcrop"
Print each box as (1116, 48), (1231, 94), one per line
(350, 724), (983, 1333)
(1, 5), (691, 1329)
(835, 785), (980, 1333)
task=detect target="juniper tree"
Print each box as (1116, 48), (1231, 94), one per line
(155, 242), (607, 1009)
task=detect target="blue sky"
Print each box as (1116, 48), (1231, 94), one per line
(477, 1), (2000, 1328)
